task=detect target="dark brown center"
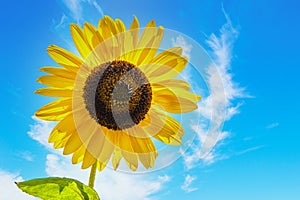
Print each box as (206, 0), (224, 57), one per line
(83, 60), (152, 130)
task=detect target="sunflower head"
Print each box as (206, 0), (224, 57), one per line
(35, 15), (201, 171)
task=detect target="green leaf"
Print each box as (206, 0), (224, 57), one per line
(16, 177), (100, 200)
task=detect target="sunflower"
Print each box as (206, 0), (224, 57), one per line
(35, 15), (200, 171)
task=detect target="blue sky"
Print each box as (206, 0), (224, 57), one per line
(0, 0), (300, 199)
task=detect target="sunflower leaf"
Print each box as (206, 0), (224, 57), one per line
(16, 177), (100, 200)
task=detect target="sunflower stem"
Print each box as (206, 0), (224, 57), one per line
(88, 163), (97, 188)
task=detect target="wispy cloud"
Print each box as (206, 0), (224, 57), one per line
(89, 0), (104, 16)
(27, 117), (171, 200)
(61, 0), (104, 24)
(0, 170), (35, 200)
(54, 14), (68, 30)
(62, 0), (82, 23)
(3, 82), (22, 98)
(236, 145), (265, 156)
(181, 175), (198, 193)
(266, 122), (279, 129)
(17, 151), (34, 162)
(181, 128), (229, 169)
(181, 8), (248, 169)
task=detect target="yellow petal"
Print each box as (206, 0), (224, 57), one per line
(97, 18), (119, 59)
(129, 15), (140, 47)
(85, 27), (108, 61)
(86, 130), (114, 164)
(152, 79), (191, 90)
(104, 15), (118, 35)
(39, 67), (76, 80)
(152, 114), (184, 145)
(49, 114), (77, 148)
(151, 47), (183, 63)
(82, 23), (109, 64)
(49, 119), (73, 148)
(49, 128), (71, 144)
(116, 131), (134, 153)
(98, 18), (113, 40)
(152, 85), (201, 102)
(122, 16), (141, 63)
(136, 21), (156, 50)
(149, 57), (188, 82)
(141, 107), (183, 145)
(37, 75), (74, 88)
(53, 135), (71, 149)
(156, 97), (198, 113)
(84, 22), (99, 49)
(123, 32), (134, 54)
(152, 86), (198, 113)
(92, 30), (104, 48)
(63, 133), (83, 155)
(97, 161), (107, 171)
(137, 26), (164, 66)
(35, 98), (72, 121)
(115, 19), (126, 33)
(139, 47), (184, 79)
(124, 127), (156, 154)
(122, 151), (138, 171)
(117, 126), (157, 169)
(130, 136), (157, 169)
(134, 20), (162, 65)
(34, 88), (72, 97)
(48, 113), (75, 142)
(83, 22), (105, 51)
(47, 45), (82, 73)
(113, 130), (139, 171)
(72, 145), (85, 164)
(82, 150), (97, 169)
(70, 24), (92, 59)
(112, 149), (122, 170)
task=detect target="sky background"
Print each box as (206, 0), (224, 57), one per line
(0, 0), (300, 199)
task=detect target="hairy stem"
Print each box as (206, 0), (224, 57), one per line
(88, 163), (97, 188)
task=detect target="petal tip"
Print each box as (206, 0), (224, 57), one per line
(197, 95), (202, 101)
(34, 89), (41, 94)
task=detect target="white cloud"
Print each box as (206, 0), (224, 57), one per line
(266, 122), (279, 129)
(181, 175), (198, 193)
(0, 170), (36, 200)
(172, 35), (192, 59)
(181, 8), (248, 169)
(27, 116), (56, 149)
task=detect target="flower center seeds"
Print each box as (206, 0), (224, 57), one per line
(83, 60), (152, 130)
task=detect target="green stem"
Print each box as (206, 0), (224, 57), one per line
(88, 163), (97, 188)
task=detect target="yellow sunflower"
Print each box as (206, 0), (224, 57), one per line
(35, 15), (201, 171)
